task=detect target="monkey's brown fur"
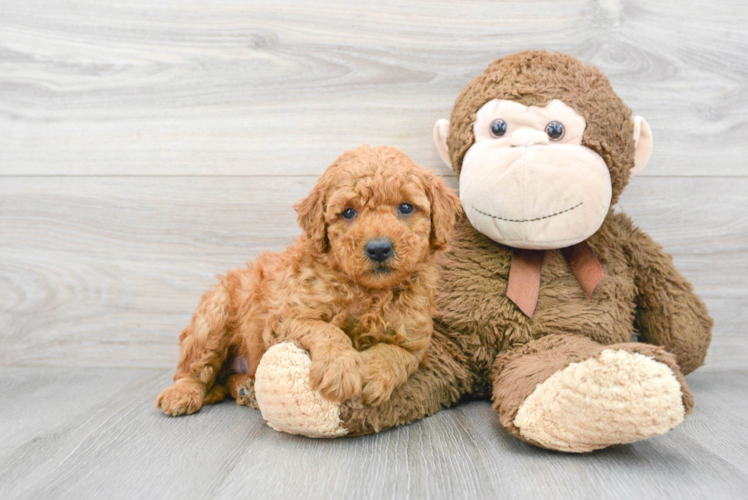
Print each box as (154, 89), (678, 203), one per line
(324, 52), (713, 447)
(156, 145), (461, 416)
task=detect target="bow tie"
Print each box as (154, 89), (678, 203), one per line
(506, 241), (605, 318)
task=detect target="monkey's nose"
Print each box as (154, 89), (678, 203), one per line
(365, 239), (394, 263)
(510, 129), (549, 147)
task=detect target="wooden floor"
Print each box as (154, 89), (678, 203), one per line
(1, 0), (747, 498)
(1, 368), (747, 500)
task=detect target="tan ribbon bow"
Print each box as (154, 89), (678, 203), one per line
(506, 241), (605, 318)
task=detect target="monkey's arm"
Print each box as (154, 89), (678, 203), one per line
(619, 216), (713, 374)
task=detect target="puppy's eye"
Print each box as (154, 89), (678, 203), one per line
(545, 121), (565, 141)
(490, 119), (508, 138)
(341, 208), (357, 220)
(397, 203), (415, 215)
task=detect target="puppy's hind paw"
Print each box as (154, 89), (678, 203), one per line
(227, 373), (259, 409)
(155, 378), (205, 416)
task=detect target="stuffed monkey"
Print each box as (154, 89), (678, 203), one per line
(250, 51), (713, 452)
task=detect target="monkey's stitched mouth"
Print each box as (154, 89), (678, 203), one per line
(471, 202), (583, 223)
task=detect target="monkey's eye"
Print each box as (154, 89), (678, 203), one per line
(489, 119), (508, 138)
(341, 208), (357, 220)
(545, 121), (565, 141)
(398, 203), (415, 215)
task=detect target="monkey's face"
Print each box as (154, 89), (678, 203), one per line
(455, 99), (612, 250)
(434, 52), (654, 250)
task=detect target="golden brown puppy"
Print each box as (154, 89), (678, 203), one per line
(156, 145), (461, 416)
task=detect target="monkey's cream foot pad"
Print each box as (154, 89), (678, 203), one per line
(255, 342), (347, 438)
(514, 349), (686, 453)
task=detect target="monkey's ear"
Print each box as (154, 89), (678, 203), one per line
(631, 116), (653, 177)
(427, 173), (462, 251)
(294, 185), (328, 253)
(433, 119), (452, 168)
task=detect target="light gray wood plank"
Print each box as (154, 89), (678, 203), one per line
(0, 367), (497, 500)
(1, 176), (744, 370)
(1, 0), (746, 177)
(214, 409), (498, 500)
(0, 368), (268, 500)
(684, 372), (748, 476)
(1, 368), (746, 500)
(0, 367), (159, 457)
(619, 178), (748, 296)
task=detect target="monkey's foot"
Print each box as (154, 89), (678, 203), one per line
(514, 348), (687, 453)
(255, 342), (347, 438)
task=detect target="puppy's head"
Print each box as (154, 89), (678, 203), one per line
(295, 145), (462, 289)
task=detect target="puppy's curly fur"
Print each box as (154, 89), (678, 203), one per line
(156, 145), (462, 415)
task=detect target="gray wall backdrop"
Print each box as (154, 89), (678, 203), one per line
(1, 0), (746, 371)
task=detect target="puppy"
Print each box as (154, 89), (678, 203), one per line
(156, 145), (461, 416)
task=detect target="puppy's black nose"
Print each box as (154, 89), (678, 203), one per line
(365, 239), (394, 263)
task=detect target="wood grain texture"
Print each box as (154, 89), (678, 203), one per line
(1, 0), (746, 497)
(1, 0), (747, 177)
(0, 367), (746, 500)
(1, 176), (745, 370)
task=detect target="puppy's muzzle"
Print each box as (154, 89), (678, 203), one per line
(365, 238), (394, 263)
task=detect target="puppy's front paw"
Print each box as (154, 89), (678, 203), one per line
(309, 348), (363, 403)
(361, 368), (398, 407)
(155, 378), (205, 416)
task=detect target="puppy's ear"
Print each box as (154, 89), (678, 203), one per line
(426, 173), (462, 251)
(294, 183), (328, 253)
